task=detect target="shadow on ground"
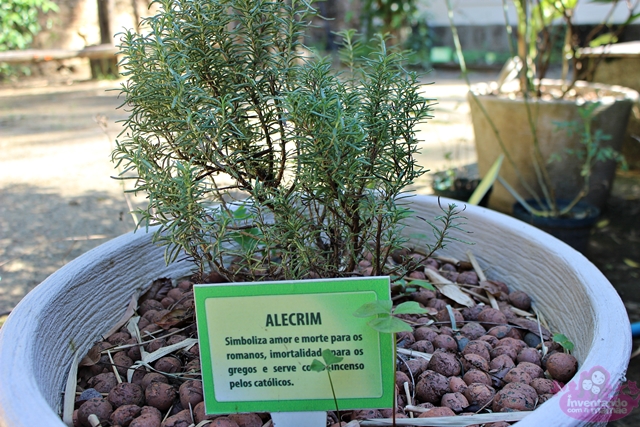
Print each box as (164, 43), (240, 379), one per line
(0, 184), (137, 314)
(587, 171), (640, 426)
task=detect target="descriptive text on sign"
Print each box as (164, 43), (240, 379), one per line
(193, 277), (394, 414)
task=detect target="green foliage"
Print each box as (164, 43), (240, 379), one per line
(0, 0), (58, 78)
(548, 101), (626, 215)
(357, 0), (420, 40)
(310, 348), (344, 372)
(432, 169), (456, 192)
(113, 0), (435, 280)
(310, 348), (343, 418)
(509, 0), (639, 91)
(345, 0), (431, 68)
(353, 299), (427, 333)
(408, 278), (436, 291)
(553, 333), (574, 353)
(555, 102), (625, 172)
(446, 0), (637, 218)
(419, 202), (470, 257)
(0, 0), (58, 51)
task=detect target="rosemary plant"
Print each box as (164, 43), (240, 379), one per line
(113, 0), (449, 281)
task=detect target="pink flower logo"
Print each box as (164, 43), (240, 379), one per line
(559, 366), (640, 422)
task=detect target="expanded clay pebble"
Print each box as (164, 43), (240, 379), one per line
(209, 418), (240, 427)
(427, 349), (461, 377)
(418, 406), (456, 418)
(154, 356), (182, 373)
(109, 404), (142, 426)
(87, 372), (117, 393)
(161, 409), (191, 427)
(464, 383), (495, 407)
(441, 392), (470, 413)
(545, 352), (579, 382)
(108, 383), (145, 408)
(416, 370), (449, 403)
(410, 339), (434, 354)
(193, 401), (218, 424)
(178, 380), (203, 409)
(227, 412), (264, 427)
(145, 381), (176, 412)
(517, 361), (544, 379)
(77, 398), (112, 427)
(140, 373), (169, 390)
(509, 290), (532, 311)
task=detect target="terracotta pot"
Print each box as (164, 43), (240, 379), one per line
(0, 196), (630, 425)
(468, 80), (638, 213)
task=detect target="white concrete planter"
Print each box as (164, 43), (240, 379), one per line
(0, 196), (630, 426)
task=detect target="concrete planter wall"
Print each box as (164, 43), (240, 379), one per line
(580, 41), (640, 170)
(0, 196), (631, 426)
(468, 80), (638, 213)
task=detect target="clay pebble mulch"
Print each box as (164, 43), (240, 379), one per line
(68, 250), (577, 427)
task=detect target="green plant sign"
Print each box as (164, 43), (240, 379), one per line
(194, 277), (395, 414)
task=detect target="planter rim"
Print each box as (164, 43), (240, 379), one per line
(0, 196), (631, 427)
(469, 79), (639, 105)
(0, 227), (195, 427)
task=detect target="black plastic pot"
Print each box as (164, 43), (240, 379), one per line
(431, 176), (492, 207)
(512, 199), (600, 254)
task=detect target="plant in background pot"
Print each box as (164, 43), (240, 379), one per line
(445, 0), (639, 252)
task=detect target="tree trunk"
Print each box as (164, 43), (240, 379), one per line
(93, 0), (118, 79)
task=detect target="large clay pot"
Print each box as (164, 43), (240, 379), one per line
(512, 199), (600, 254)
(468, 80), (638, 213)
(0, 196), (631, 426)
(580, 41), (640, 170)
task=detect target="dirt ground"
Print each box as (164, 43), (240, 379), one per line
(1, 70), (639, 425)
(589, 171), (640, 426)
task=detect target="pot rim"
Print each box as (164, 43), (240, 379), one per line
(469, 79), (640, 104)
(0, 196), (631, 426)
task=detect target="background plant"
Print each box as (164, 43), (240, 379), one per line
(353, 298), (428, 424)
(0, 0), (57, 51)
(358, 0), (420, 42)
(445, 0), (634, 217)
(0, 0), (58, 77)
(504, 0), (639, 96)
(113, 0), (453, 281)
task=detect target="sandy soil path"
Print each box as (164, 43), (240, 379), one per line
(0, 71), (491, 314)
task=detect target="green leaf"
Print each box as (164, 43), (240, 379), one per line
(367, 316), (413, 333)
(232, 204), (248, 219)
(310, 359), (326, 372)
(589, 33), (618, 47)
(553, 333), (575, 351)
(353, 300), (392, 318)
(408, 278), (436, 291)
(391, 277), (407, 286)
(394, 301), (428, 315)
(469, 154), (503, 205)
(624, 258), (640, 268)
(322, 348), (344, 366)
